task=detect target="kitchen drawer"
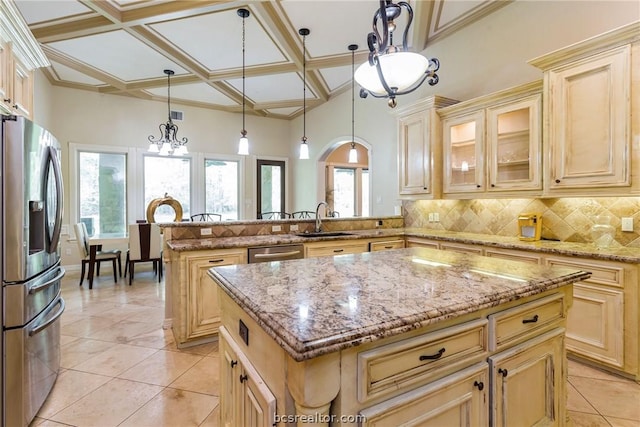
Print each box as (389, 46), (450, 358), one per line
(439, 242), (483, 254)
(305, 241), (369, 258)
(369, 239), (405, 251)
(489, 293), (566, 351)
(405, 238), (439, 249)
(357, 319), (488, 402)
(545, 257), (624, 288)
(484, 248), (542, 264)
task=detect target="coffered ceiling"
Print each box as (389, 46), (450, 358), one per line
(15, 0), (511, 119)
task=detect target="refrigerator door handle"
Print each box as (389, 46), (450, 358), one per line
(45, 146), (64, 253)
(28, 267), (65, 294)
(28, 297), (65, 337)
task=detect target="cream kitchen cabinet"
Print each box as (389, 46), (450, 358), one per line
(0, 1), (48, 120)
(489, 329), (565, 427)
(529, 22), (640, 195)
(405, 237), (440, 249)
(169, 248), (246, 347)
(439, 241), (484, 255)
(220, 327), (276, 427)
(396, 96), (458, 199)
(440, 81), (542, 198)
(369, 238), (405, 252)
(484, 247), (543, 265)
(545, 256), (636, 375)
(304, 239), (370, 258)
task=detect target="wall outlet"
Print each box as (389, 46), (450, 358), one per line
(621, 217), (633, 232)
(272, 225), (282, 232)
(61, 225), (69, 236)
(433, 213), (440, 222)
(428, 213), (434, 222)
(200, 228), (212, 236)
(65, 248), (71, 255)
(376, 220), (383, 227)
(290, 224), (299, 231)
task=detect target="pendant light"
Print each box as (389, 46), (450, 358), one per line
(355, 0), (440, 108)
(148, 69), (188, 156)
(299, 28), (310, 160)
(237, 8), (250, 155)
(348, 44), (358, 164)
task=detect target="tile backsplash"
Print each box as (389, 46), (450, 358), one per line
(403, 197), (640, 247)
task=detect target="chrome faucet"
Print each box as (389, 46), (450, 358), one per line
(315, 201), (329, 232)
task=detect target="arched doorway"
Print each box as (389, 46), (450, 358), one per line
(319, 140), (370, 217)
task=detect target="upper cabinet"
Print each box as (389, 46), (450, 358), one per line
(396, 96), (458, 199)
(529, 22), (640, 196)
(0, 1), (49, 119)
(439, 81), (543, 198)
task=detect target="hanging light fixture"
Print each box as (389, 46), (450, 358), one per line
(299, 28), (310, 160)
(237, 8), (250, 155)
(348, 44), (358, 164)
(148, 69), (188, 156)
(355, 0), (440, 108)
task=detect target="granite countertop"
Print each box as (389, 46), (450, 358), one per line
(167, 227), (640, 263)
(210, 247), (590, 362)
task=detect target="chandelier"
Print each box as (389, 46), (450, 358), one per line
(148, 69), (188, 156)
(355, 0), (440, 108)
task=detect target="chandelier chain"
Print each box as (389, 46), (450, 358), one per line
(241, 11), (246, 132)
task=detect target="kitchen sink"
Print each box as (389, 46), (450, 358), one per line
(295, 231), (353, 237)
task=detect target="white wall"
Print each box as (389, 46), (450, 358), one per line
(288, 0), (640, 214)
(31, 1), (640, 230)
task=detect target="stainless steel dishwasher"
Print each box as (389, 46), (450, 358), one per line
(248, 244), (305, 263)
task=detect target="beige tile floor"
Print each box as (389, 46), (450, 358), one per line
(30, 267), (640, 426)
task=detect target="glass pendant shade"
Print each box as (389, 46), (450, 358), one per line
(238, 135), (249, 155)
(148, 142), (160, 153)
(299, 140), (309, 160)
(348, 144), (358, 163)
(174, 144), (188, 156)
(355, 52), (429, 96)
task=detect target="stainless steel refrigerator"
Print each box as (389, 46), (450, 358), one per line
(1, 115), (65, 426)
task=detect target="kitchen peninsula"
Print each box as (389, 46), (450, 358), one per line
(209, 247), (590, 426)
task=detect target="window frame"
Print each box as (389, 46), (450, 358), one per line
(70, 145), (246, 233)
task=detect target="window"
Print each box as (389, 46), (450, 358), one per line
(77, 151), (127, 236)
(326, 165), (369, 217)
(143, 155), (192, 222)
(257, 159), (286, 218)
(205, 158), (239, 220)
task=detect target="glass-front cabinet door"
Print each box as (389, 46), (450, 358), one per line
(443, 111), (485, 193)
(487, 95), (541, 191)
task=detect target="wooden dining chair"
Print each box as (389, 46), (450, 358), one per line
(190, 213), (222, 221)
(74, 222), (122, 289)
(259, 211), (291, 219)
(125, 223), (163, 286)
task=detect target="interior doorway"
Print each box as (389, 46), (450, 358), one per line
(321, 141), (370, 217)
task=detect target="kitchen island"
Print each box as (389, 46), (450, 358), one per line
(209, 247), (590, 426)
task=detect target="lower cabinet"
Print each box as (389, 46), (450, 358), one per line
(359, 363), (489, 427)
(369, 239), (405, 251)
(170, 248), (247, 347)
(304, 239), (371, 258)
(489, 329), (564, 427)
(220, 327), (276, 427)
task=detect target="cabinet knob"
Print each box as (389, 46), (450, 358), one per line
(476, 184), (481, 188)
(419, 347), (446, 361)
(423, 187), (427, 190)
(555, 179), (561, 184)
(239, 374), (248, 383)
(3, 98), (11, 103)
(473, 381), (484, 391)
(498, 368), (508, 377)
(12, 104), (18, 109)
(522, 314), (539, 324)
(230, 360), (238, 368)
(491, 184), (495, 188)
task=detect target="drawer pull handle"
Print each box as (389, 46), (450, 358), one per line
(333, 249), (344, 253)
(230, 360), (238, 368)
(498, 368), (508, 377)
(522, 314), (539, 324)
(473, 381), (484, 391)
(384, 246), (393, 249)
(419, 347), (445, 361)
(239, 374), (248, 383)
(209, 259), (225, 263)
